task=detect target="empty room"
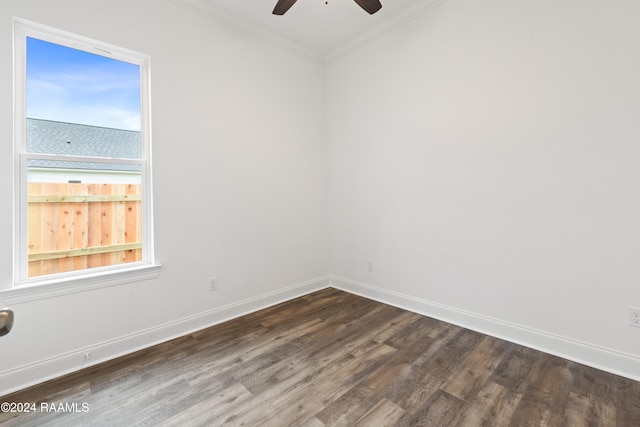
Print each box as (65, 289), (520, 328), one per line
(1, 0), (639, 425)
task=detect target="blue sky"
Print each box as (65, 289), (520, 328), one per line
(27, 37), (141, 131)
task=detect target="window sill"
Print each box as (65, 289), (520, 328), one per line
(1, 264), (162, 304)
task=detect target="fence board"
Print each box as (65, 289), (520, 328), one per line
(30, 243), (143, 261)
(100, 184), (114, 267)
(72, 183), (89, 272)
(27, 182), (142, 278)
(42, 184), (59, 276)
(28, 194), (142, 203)
(87, 184), (104, 270)
(125, 183), (140, 263)
(57, 182), (73, 273)
(27, 183), (45, 277)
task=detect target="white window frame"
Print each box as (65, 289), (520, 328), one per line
(8, 18), (160, 302)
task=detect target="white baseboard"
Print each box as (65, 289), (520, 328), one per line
(331, 276), (640, 383)
(0, 276), (330, 396)
(4, 275), (637, 396)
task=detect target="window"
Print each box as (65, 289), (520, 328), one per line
(13, 19), (158, 290)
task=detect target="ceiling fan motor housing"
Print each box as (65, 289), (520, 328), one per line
(273, 0), (382, 15)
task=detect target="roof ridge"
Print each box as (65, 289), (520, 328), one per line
(27, 117), (140, 134)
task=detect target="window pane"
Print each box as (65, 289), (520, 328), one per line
(26, 37), (141, 155)
(19, 30), (150, 283)
(27, 160), (142, 278)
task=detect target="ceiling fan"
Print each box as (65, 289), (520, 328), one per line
(273, 0), (382, 15)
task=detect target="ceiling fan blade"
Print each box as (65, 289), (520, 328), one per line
(353, 0), (382, 14)
(273, 0), (298, 15)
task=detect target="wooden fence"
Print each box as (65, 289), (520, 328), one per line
(28, 183), (142, 278)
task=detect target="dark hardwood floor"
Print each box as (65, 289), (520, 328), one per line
(1, 288), (639, 426)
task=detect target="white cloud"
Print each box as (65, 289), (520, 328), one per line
(27, 68), (140, 131)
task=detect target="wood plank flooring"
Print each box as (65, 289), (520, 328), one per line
(1, 288), (639, 426)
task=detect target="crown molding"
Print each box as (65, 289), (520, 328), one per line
(325, 0), (449, 63)
(171, 0), (448, 65)
(171, 0), (324, 64)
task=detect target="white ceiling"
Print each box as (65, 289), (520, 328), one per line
(173, 0), (447, 61)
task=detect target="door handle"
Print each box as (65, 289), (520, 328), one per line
(0, 308), (14, 336)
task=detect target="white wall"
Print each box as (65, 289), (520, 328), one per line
(327, 0), (640, 378)
(0, 0), (328, 394)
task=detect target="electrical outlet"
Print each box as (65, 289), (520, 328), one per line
(368, 260), (374, 272)
(630, 308), (640, 328)
(209, 277), (218, 292)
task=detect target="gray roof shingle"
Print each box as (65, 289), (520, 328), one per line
(27, 118), (141, 172)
